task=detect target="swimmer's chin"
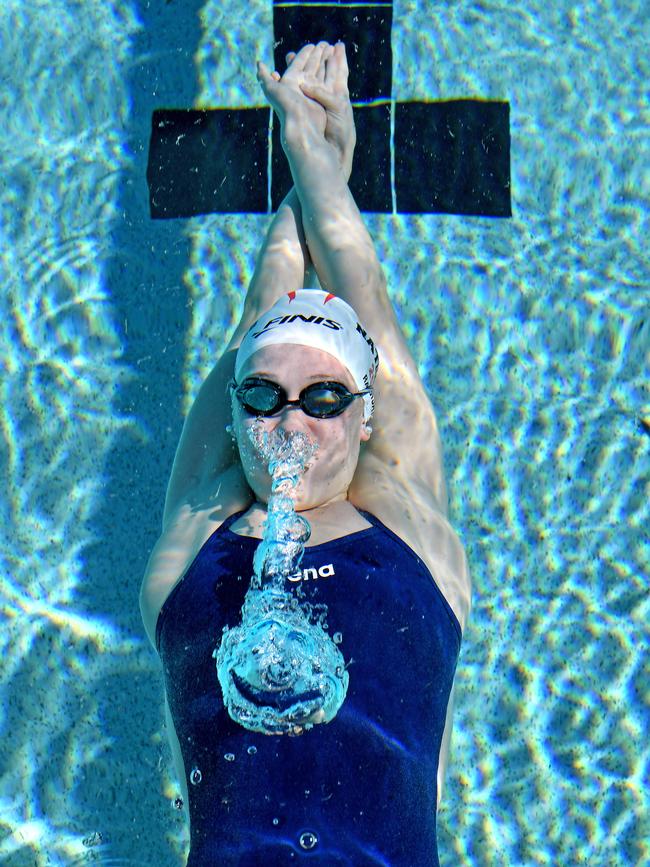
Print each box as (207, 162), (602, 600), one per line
(250, 479), (311, 509)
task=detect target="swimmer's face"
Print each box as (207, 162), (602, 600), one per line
(231, 344), (371, 510)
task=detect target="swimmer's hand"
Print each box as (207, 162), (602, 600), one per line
(257, 43), (331, 148)
(291, 42), (356, 181)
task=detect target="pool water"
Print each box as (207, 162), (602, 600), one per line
(0, 0), (647, 864)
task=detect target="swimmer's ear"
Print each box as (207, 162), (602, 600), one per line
(360, 421), (372, 442)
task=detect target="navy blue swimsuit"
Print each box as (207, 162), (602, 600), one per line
(157, 509), (462, 866)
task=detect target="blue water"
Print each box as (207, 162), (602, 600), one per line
(0, 0), (647, 865)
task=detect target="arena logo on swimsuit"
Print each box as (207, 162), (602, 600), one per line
(287, 563), (335, 582)
(251, 314), (342, 338)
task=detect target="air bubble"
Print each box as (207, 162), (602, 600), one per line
(272, 817), (279, 826)
(247, 745), (257, 755)
(333, 632), (342, 644)
(224, 752), (235, 762)
(190, 767), (202, 785)
(299, 830), (318, 850)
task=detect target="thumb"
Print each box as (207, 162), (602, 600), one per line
(257, 61), (280, 89)
(299, 81), (336, 109)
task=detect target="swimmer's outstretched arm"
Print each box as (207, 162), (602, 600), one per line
(237, 188), (310, 325)
(162, 51), (354, 524)
(162, 191), (310, 522)
(258, 43), (449, 512)
(257, 44), (390, 328)
(229, 46), (355, 338)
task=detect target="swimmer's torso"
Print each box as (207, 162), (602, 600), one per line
(141, 464), (469, 643)
(157, 508), (461, 866)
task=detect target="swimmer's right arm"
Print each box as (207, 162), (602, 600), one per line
(162, 50), (354, 524)
(161, 188), (309, 525)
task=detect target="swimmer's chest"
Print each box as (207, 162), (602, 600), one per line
(168, 498), (463, 632)
(165, 513), (460, 676)
(227, 503), (372, 547)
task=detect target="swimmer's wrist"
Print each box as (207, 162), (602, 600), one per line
(282, 124), (340, 168)
(281, 118), (322, 150)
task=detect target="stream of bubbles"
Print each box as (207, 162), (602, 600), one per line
(214, 423), (349, 734)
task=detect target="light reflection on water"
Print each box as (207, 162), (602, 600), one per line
(0, 0), (648, 865)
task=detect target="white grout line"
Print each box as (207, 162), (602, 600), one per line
(390, 94), (396, 215)
(267, 107), (274, 214)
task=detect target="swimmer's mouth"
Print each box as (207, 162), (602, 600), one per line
(231, 671), (323, 711)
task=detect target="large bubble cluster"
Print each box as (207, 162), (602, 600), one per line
(214, 423), (349, 734)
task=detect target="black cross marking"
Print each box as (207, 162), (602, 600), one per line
(147, 1), (511, 218)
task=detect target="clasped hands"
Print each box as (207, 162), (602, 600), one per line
(257, 41), (356, 180)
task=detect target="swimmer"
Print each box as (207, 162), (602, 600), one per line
(140, 41), (471, 866)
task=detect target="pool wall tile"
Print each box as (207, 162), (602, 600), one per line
(395, 100), (511, 216)
(147, 109), (269, 218)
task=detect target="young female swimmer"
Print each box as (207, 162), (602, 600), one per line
(141, 42), (471, 866)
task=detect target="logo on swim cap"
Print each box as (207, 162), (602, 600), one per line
(252, 314), (343, 339)
(355, 322), (379, 368)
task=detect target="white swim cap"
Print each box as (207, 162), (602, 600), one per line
(235, 289), (379, 420)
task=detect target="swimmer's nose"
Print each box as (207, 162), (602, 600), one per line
(271, 403), (311, 431)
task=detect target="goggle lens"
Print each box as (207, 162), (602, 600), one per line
(303, 385), (346, 416)
(240, 382), (282, 413)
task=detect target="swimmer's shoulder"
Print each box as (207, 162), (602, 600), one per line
(350, 463), (472, 633)
(140, 463), (253, 648)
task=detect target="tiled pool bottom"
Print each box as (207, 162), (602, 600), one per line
(0, 0), (648, 864)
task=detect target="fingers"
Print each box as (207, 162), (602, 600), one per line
(285, 41), (333, 77)
(298, 41), (348, 107)
(303, 41), (328, 78)
(324, 42), (349, 91)
(256, 61), (283, 104)
(337, 42), (349, 78)
(262, 41), (342, 90)
(286, 42), (316, 74)
(299, 81), (334, 110)
(256, 60), (273, 87)
(321, 43), (335, 82)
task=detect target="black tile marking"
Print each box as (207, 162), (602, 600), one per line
(146, 3), (512, 219)
(147, 109), (268, 219)
(395, 100), (511, 217)
(272, 4), (393, 101)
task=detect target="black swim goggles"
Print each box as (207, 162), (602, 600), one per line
(230, 377), (371, 419)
